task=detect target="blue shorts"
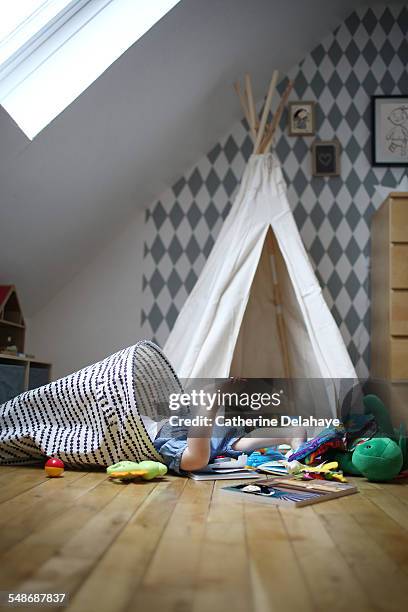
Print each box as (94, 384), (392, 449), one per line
(153, 420), (246, 474)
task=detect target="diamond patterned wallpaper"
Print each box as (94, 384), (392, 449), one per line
(141, 4), (408, 378)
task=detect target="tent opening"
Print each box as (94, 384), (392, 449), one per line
(230, 226), (324, 379)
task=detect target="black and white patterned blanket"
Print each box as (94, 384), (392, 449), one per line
(0, 341), (182, 467)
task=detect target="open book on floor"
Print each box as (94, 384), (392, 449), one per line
(188, 470), (259, 481)
(222, 477), (358, 507)
(188, 455), (260, 480)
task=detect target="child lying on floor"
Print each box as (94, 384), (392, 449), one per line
(143, 381), (306, 474)
(151, 419), (306, 474)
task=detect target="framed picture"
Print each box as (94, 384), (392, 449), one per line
(288, 101), (316, 136)
(312, 140), (340, 176)
(372, 96), (408, 166)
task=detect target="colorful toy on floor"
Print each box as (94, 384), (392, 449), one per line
(352, 437), (403, 482)
(107, 460), (167, 481)
(44, 457), (64, 478)
(277, 444), (292, 455)
(247, 447), (285, 467)
(289, 460), (348, 483)
(328, 435), (375, 476)
(288, 426), (346, 464)
(282, 394), (406, 481)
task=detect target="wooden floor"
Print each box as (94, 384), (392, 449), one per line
(0, 467), (407, 612)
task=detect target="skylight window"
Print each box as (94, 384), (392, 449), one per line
(0, 0), (47, 42)
(0, 0), (180, 139)
(0, 1), (81, 77)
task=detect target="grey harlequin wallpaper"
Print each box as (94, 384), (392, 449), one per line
(141, 4), (408, 378)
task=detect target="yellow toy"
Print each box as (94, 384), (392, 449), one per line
(289, 460), (348, 483)
(107, 460), (167, 481)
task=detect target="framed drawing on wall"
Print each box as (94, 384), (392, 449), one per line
(288, 101), (316, 136)
(372, 96), (408, 166)
(312, 140), (340, 176)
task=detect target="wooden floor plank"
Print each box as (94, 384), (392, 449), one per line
(385, 481), (408, 505)
(358, 483), (408, 532)
(13, 480), (163, 605)
(126, 478), (214, 612)
(339, 491), (408, 573)
(0, 472), (108, 554)
(318, 502), (407, 611)
(244, 500), (315, 612)
(143, 479), (213, 586)
(312, 494), (351, 515)
(0, 468), (407, 612)
(0, 470), (88, 527)
(0, 466), (21, 482)
(192, 480), (253, 612)
(0, 467), (51, 503)
(280, 504), (373, 612)
(68, 478), (186, 612)
(0, 476), (123, 589)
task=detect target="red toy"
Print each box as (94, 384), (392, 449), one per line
(45, 457), (64, 478)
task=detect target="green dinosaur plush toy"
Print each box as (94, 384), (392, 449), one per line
(107, 460), (167, 481)
(363, 394), (395, 439)
(352, 438), (403, 482)
(332, 450), (363, 476)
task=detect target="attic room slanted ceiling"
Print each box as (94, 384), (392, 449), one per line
(0, 0), (383, 318)
(0, 0), (180, 139)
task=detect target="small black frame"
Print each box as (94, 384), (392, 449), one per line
(311, 140), (340, 177)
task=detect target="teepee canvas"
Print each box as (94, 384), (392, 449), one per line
(164, 73), (357, 385)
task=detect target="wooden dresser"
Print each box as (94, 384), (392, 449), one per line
(370, 192), (408, 427)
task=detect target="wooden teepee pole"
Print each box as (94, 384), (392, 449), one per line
(263, 80), (294, 154)
(234, 72), (292, 155)
(244, 73), (257, 142)
(234, 81), (256, 143)
(266, 229), (291, 379)
(253, 70), (279, 154)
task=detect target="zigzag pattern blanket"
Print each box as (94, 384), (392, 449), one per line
(0, 341), (181, 467)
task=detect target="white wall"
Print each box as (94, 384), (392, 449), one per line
(27, 209), (146, 379)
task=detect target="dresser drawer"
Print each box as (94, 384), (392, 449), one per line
(390, 197), (408, 242)
(391, 245), (408, 288)
(391, 338), (408, 380)
(390, 291), (408, 335)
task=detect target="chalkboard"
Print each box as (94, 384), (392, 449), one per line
(312, 141), (340, 176)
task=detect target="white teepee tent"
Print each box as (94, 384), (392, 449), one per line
(164, 73), (357, 385)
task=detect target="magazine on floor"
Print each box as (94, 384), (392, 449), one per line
(222, 477), (358, 507)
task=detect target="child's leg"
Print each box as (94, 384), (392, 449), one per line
(232, 426), (307, 454)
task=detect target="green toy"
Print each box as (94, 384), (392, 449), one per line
(328, 394), (407, 479)
(107, 460), (167, 481)
(362, 394), (407, 471)
(352, 438), (403, 482)
(398, 425), (408, 470)
(363, 394), (395, 439)
(331, 450), (362, 476)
